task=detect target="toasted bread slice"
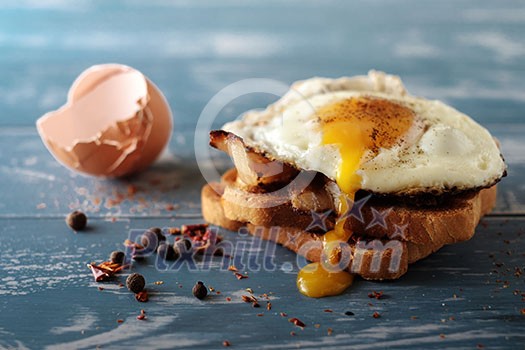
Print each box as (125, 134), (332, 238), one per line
(217, 168), (496, 245)
(201, 168), (497, 280)
(202, 180), (408, 279)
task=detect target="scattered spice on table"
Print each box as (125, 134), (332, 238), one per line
(66, 210), (87, 231)
(289, 317), (305, 328)
(368, 291), (384, 299)
(135, 290), (149, 302)
(126, 273), (145, 293)
(192, 281), (208, 300)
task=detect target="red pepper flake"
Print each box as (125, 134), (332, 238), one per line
(137, 314), (146, 320)
(117, 319), (124, 324)
(228, 265), (238, 272)
(98, 287), (104, 291)
(439, 333), (446, 339)
(327, 328), (333, 336)
(290, 331), (296, 336)
(222, 340), (231, 347)
(280, 312), (288, 317)
(135, 291), (149, 302)
(226, 297), (232, 302)
(520, 308), (525, 315)
(257, 313), (264, 317)
(182, 224), (208, 235)
(323, 309), (333, 313)
(241, 295), (257, 303)
(477, 344), (485, 349)
(410, 316), (418, 320)
(118, 283), (124, 288)
(368, 291), (384, 299)
(234, 272), (248, 280)
(168, 227), (181, 235)
(216, 291), (221, 295)
(372, 312), (381, 319)
(289, 317), (306, 328)
(87, 261), (128, 282)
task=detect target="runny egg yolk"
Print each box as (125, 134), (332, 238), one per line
(297, 97), (415, 298)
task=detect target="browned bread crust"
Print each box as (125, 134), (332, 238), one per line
(201, 168), (497, 280)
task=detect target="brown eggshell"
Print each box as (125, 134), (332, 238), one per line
(36, 64), (172, 177)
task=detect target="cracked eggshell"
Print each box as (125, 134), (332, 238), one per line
(36, 64), (172, 177)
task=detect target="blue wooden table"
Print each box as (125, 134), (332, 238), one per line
(1, 1), (524, 349)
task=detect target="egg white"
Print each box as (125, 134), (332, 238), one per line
(222, 71), (506, 195)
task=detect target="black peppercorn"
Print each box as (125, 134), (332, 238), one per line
(141, 229), (166, 251)
(192, 281), (208, 300)
(157, 243), (179, 261)
(148, 227), (163, 236)
(126, 273), (145, 293)
(175, 238), (192, 253)
(110, 251), (125, 265)
(66, 210), (87, 231)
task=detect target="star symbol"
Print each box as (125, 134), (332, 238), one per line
(286, 230), (300, 249)
(391, 223), (408, 240)
(339, 194), (372, 224)
(366, 207), (392, 230)
(305, 209), (332, 232)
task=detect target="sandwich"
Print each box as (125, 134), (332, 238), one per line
(201, 71), (506, 297)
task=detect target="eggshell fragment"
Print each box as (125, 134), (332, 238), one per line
(36, 64), (172, 177)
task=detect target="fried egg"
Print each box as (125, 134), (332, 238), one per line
(222, 71), (506, 196)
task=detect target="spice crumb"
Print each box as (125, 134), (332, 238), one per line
(234, 272), (248, 280)
(117, 319), (124, 324)
(439, 333), (446, 339)
(289, 317), (306, 328)
(226, 297), (232, 302)
(222, 340), (231, 347)
(323, 309), (333, 313)
(280, 312), (288, 317)
(327, 328), (333, 336)
(154, 281), (164, 285)
(290, 331), (296, 336)
(135, 290), (149, 302)
(257, 313), (264, 317)
(314, 324), (320, 328)
(372, 312), (381, 319)
(266, 302), (272, 310)
(367, 291), (384, 299)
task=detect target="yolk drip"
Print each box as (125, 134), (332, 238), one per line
(297, 97), (415, 298)
(297, 262), (355, 298)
